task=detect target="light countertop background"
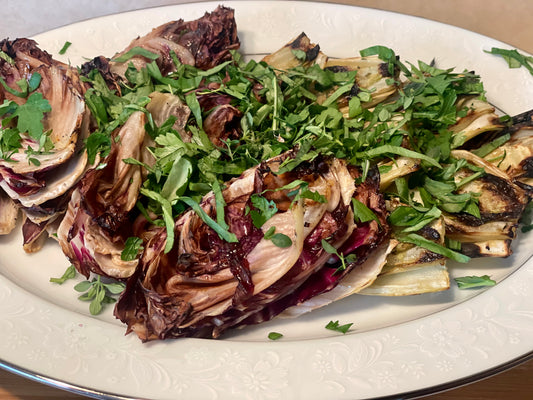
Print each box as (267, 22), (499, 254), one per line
(1, 1), (532, 399)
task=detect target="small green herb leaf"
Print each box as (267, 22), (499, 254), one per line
(72, 276), (126, 315)
(484, 47), (533, 76)
(49, 265), (77, 284)
(181, 196), (238, 243)
(250, 194), (278, 228)
(352, 198), (380, 224)
(58, 41), (72, 55)
(270, 233), (293, 248)
(325, 320), (353, 334)
(112, 47), (160, 63)
(455, 275), (496, 289)
(13, 92), (51, 140)
(74, 280), (93, 292)
(268, 332), (283, 340)
(121, 237), (144, 261)
(399, 233), (470, 263)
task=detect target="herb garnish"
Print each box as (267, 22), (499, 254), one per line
(74, 276), (126, 315)
(79, 44), (489, 263)
(268, 331), (284, 340)
(484, 47), (533, 76)
(58, 41), (72, 55)
(325, 320), (353, 334)
(454, 275), (496, 289)
(112, 47), (160, 63)
(321, 239), (356, 273)
(49, 265), (77, 284)
(121, 237), (144, 261)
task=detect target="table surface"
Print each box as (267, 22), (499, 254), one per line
(1, 0), (533, 399)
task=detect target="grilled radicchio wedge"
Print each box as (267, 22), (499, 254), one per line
(0, 38), (89, 251)
(57, 111), (149, 279)
(115, 154), (388, 340)
(109, 5), (239, 78)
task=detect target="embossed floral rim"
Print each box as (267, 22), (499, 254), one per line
(1, 2), (533, 399)
(2, 349), (532, 400)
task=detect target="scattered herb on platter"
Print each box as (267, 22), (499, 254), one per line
(58, 41), (72, 55)
(268, 332), (284, 340)
(454, 275), (496, 289)
(49, 265), (77, 284)
(325, 320), (353, 334)
(74, 277), (126, 315)
(485, 47), (533, 76)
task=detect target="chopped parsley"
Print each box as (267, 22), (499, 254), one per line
(78, 43), (491, 264)
(325, 320), (353, 334)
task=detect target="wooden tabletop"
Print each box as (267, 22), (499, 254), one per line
(1, 0), (533, 399)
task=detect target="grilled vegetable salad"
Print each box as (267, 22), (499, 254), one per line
(1, 6), (532, 340)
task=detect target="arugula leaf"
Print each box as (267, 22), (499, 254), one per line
(359, 45), (404, 76)
(455, 275), (496, 289)
(389, 205), (441, 233)
(185, 91), (203, 130)
(325, 320), (353, 334)
(472, 133), (511, 158)
(212, 180), (229, 230)
(358, 145), (442, 168)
